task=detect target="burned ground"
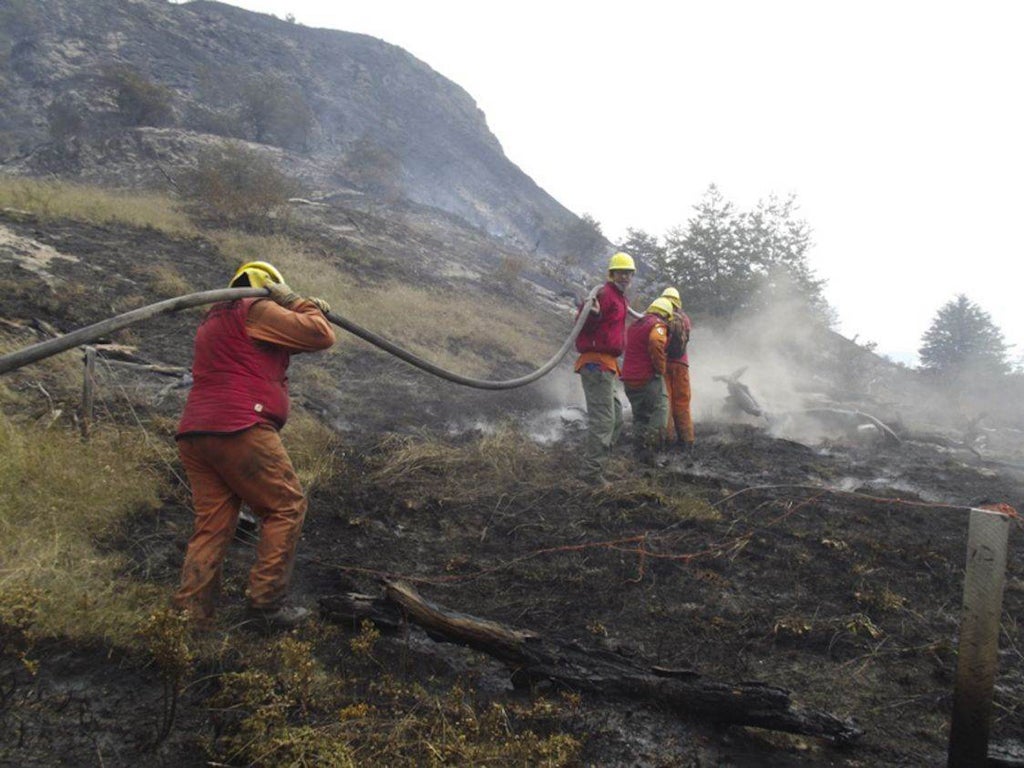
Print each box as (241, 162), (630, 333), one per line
(2, 207), (1023, 767)
(5, 417), (1022, 766)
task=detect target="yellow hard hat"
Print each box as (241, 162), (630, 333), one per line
(607, 252), (636, 273)
(647, 297), (674, 319)
(229, 261), (284, 288)
(660, 287), (682, 309)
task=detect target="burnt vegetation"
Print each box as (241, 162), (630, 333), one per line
(1, 1), (1023, 765)
(1, 182), (1022, 766)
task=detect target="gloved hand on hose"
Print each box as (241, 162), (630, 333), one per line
(266, 281), (301, 308)
(306, 297), (331, 314)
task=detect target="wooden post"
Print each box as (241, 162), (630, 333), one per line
(947, 507), (1011, 767)
(80, 346), (96, 439)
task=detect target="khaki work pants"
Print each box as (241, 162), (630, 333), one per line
(665, 362), (694, 443)
(173, 423), (307, 619)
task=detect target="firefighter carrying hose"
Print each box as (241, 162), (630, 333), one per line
(573, 252), (635, 484)
(172, 261), (335, 630)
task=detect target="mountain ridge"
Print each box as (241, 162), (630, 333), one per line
(0, 0), (597, 263)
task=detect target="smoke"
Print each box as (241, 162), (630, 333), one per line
(687, 285), (841, 442)
(684, 282), (1024, 451)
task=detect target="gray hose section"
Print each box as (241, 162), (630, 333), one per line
(325, 303), (590, 390)
(0, 288), (267, 375)
(0, 288), (591, 389)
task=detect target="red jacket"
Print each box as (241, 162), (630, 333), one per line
(575, 283), (630, 356)
(621, 313), (668, 385)
(177, 299), (292, 436)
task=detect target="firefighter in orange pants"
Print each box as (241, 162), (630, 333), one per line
(661, 288), (694, 450)
(173, 261), (335, 630)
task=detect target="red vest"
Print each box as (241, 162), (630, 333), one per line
(575, 283), (629, 356)
(177, 299), (291, 437)
(621, 314), (664, 382)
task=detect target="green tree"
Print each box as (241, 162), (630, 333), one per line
(662, 185), (743, 318)
(738, 195), (833, 323)
(918, 294), (1010, 376)
(651, 185), (830, 322)
(618, 227), (665, 276)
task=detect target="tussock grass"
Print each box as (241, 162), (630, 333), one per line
(370, 428), (719, 525)
(0, 177), (195, 236)
(284, 409), (342, 492)
(370, 425), (550, 503)
(0, 415), (168, 645)
(140, 263), (193, 299)
(0, 329), (87, 411)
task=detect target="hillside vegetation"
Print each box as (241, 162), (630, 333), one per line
(2, 177), (1023, 767)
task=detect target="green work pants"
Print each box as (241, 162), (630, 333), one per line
(624, 375), (668, 459)
(579, 366), (623, 478)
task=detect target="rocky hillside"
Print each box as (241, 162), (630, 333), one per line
(0, 0), (595, 264)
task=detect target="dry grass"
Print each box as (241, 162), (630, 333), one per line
(0, 415), (169, 646)
(0, 176), (195, 236)
(369, 426), (551, 504)
(284, 408), (343, 492)
(142, 263), (193, 299)
(0, 328), (88, 412)
(206, 624), (581, 768)
(210, 231), (563, 373)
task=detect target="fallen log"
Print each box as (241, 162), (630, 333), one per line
(319, 581), (864, 744)
(801, 408), (901, 444)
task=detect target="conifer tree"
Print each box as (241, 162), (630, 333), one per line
(918, 294), (1009, 376)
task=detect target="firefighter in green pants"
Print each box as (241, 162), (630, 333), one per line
(573, 252), (636, 483)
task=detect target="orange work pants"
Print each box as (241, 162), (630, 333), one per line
(173, 423), (307, 619)
(665, 362), (694, 443)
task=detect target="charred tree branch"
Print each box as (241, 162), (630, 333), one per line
(319, 581), (864, 743)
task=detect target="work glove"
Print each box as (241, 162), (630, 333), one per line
(266, 281), (301, 308)
(306, 296), (331, 314)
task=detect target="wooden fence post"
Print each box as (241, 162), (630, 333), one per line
(80, 346), (96, 439)
(947, 506), (1011, 767)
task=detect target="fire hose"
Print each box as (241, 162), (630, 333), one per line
(0, 287), (593, 389)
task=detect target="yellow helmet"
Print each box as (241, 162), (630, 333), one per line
(607, 252), (636, 273)
(660, 287), (682, 309)
(646, 297), (674, 319)
(229, 261), (284, 288)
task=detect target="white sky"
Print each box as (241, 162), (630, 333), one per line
(218, 0), (1023, 365)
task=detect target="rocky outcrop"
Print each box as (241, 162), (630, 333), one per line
(0, 0), (598, 263)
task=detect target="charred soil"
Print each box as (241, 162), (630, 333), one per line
(2, 211), (1023, 767)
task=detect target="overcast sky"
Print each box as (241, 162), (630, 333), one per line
(219, 0), (1022, 364)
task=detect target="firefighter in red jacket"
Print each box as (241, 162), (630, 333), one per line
(621, 297), (673, 465)
(661, 287), (694, 451)
(573, 252), (635, 483)
(173, 261), (335, 630)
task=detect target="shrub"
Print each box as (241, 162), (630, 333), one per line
(184, 143), (298, 230)
(239, 75), (315, 151)
(46, 95), (86, 140)
(104, 65), (175, 127)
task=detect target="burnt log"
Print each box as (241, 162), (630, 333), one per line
(319, 580), (864, 743)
